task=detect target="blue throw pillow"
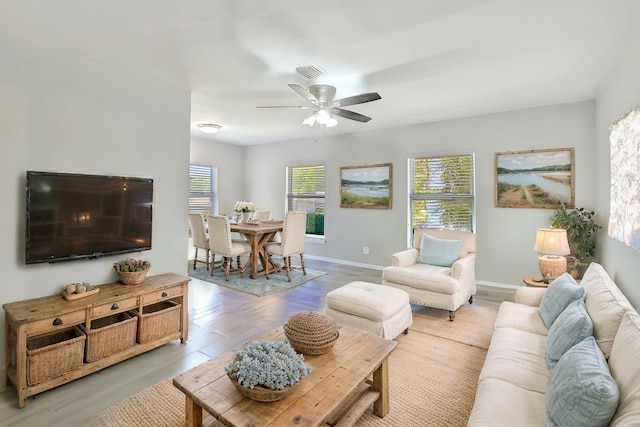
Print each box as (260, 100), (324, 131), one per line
(539, 273), (584, 329)
(546, 299), (593, 370)
(417, 234), (463, 267)
(546, 336), (619, 427)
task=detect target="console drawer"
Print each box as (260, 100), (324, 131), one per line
(26, 311), (86, 336)
(91, 296), (139, 318)
(141, 286), (183, 305)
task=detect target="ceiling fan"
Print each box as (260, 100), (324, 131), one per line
(258, 84), (381, 127)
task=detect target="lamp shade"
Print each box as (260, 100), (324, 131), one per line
(534, 228), (570, 255)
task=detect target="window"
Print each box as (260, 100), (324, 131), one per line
(409, 153), (475, 232)
(189, 164), (217, 214)
(287, 165), (325, 236)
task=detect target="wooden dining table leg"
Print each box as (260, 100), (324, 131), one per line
(247, 234), (260, 278)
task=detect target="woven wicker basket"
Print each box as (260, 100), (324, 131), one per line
(116, 268), (149, 285)
(284, 311), (339, 355)
(26, 326), (86, 386)
(227, 373), (297, 402)
(135, 300), (181, 344)
(79, 312), (137, 363)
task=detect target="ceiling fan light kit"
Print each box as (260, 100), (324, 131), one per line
(303, 110), (337, 127)
(197, 123), (221, 134)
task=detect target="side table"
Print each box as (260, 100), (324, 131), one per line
(522, 275), (548, 287)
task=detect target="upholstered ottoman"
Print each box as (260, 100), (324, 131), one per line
(324, 281), (413, 339)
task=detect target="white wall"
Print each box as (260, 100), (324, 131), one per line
(190, 137), (244, 215)
(0, 33), (191, 372)
(244, 101), (597, 286)
(595, 32), (640, 308)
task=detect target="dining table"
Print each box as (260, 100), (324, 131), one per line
(230, 220), (284, 279)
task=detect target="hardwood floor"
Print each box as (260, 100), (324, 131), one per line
(0, 259), (514, 427)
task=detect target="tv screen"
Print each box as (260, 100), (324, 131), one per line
(26, 171), (153, 264)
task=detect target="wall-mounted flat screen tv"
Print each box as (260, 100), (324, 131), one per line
(26, 171), (153, 264)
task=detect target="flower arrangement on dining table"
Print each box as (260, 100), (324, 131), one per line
(234, 201), (255, 213)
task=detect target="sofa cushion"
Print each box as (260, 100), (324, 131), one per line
(381, 264), (459, 294)
(539, 273), (584, 329)
(478, 327), (550, 393)
(581, 262), (634, 359)
(546, 336), (619, 427)
(608, 311), (640, 426)
(417, 234), (463, 267)
(495, 301), (548, 336)
(546, 299), (593, 369)
(467, 378), (546, 426)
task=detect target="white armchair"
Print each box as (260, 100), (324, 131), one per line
(382, 229), (477, 321)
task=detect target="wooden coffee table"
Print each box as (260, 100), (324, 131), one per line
(173, 326), (397, 427)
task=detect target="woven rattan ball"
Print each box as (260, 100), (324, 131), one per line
(284, 311), (339, 355)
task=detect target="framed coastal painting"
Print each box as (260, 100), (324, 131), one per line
(495, 148), (574, 209)
(340, 163), (392, 209)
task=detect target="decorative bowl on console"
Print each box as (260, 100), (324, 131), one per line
(113, 258), (151, 285)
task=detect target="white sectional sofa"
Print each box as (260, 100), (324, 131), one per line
(467, 262), (640, 426)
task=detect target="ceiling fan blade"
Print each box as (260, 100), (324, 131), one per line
(333, 92), (381, 107)
(330, 108), (372, 123)
(288, 84), (319, 104)
(256, 105), (311, 109)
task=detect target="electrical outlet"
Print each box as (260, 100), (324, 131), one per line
(363, 246), (369, 254)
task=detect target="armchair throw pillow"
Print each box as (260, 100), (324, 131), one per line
(546, 299), (593, 370)
(546, 336), (619, 427)
(417, 234), (463, 267)
(539, 273), (584, 329)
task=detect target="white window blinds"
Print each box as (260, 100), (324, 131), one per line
(189, 164), (217, 214)
(287, 165), (325, 236)
(410, 154), (475, 231)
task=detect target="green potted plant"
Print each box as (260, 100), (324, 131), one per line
(551, 204), (602, 278)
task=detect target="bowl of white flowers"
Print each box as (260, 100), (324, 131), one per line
(224, 339), (311, 402)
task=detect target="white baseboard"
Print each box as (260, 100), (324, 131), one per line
(305, 257), (520, 290)
(304, 254), (384, 271)
(476, 280), (521, 290)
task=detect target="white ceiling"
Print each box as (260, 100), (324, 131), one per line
(2, 0), (639, 145)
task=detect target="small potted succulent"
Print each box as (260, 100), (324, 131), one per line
(113, 258), (151, 285)
(224, 339), (311, 402)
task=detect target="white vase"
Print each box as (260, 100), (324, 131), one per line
(241, 211), (250, 222)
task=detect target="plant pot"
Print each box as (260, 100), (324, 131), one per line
(116, 268), (149, 285)
(227, 374), (298, 402)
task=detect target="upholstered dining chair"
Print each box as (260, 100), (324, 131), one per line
(265, 211), (307, 282)
(207, 214), (251, 281)
(252, 210), (271, 220)
(188, 212), (210, 270)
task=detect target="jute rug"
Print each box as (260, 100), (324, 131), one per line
(188, 265), (327, 297)
(96, 305), (497, 426)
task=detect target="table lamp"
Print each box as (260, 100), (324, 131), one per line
(534, 228), (570, 283)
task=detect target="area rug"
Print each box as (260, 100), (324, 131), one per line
(409, 304), (497, 349)
(96, 305), (496, 426)
(188, 265), (327, 296)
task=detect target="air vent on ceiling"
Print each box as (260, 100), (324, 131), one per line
(295, 63), (325, 80)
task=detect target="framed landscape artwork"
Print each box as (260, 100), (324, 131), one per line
(495, 148), (574, 209)
(340, 163), (392, 209)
